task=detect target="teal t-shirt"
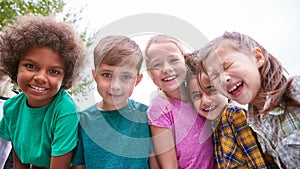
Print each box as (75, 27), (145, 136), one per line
(72, 99), (151, 169)
(0, 89), (79, 168)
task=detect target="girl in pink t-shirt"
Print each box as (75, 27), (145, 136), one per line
(145, 34), (215, 169)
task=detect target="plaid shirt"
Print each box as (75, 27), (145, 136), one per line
(213, 101), (278, 169)
(247, 75), (300, 169)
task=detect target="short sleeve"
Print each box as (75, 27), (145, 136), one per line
(51, 103), (79, 156)
(147, 96), (174, 129)
(71, 125), (85, 165)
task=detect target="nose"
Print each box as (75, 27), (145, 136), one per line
(111, 78), (121, 91)
(220, 72), (231, 84)
(201, 94), (212, 107)
(162, 62), (173, 73)
(33, 70), (47, 84)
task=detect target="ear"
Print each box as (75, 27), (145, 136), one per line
(254, 47), (265, 68)
(92, 69), (96, 81)
(135, 73), (143, 86)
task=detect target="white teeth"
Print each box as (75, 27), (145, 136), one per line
(228, 82), (242, 93)
(31, 85), (46, 91)
(204, 105), (216, 111)
(163, 75), (176, 81)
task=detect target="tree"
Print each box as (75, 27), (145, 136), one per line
(0, 0), (94, 102)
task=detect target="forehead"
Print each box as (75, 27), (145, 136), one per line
(22, 47), (65, 67)
(97, 63), (138, 74)
(147, 42), (182, 58)
(203, 44), (235, 70)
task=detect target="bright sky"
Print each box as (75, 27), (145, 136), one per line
(68, 0), (300, 109)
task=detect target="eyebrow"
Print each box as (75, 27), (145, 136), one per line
(191, 91), (200, 95)
(22, 58), (65, 70)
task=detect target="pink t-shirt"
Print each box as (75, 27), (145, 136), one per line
(147, 95), (215, 169)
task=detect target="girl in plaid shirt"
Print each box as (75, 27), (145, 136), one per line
(197, 31), (300, 169)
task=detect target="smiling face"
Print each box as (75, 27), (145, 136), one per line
(93, 63), (142, 110)
(203, 43), (264, 105)
(17, 47), (65, 107)
(188, 75), (227, 120)
(146, 42), (187, 98)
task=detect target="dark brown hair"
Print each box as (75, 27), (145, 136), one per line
(0, 13), (86, 89)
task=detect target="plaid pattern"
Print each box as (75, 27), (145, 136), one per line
(213, 101), (278, 169)
(247, 75), (300, 169)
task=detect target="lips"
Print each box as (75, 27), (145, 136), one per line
(202, 105), (217, 112)
(162, 75), (177, 81)
(30, 84), (47, 91)
(227, 81), (243, 97)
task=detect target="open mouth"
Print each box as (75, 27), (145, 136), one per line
(30, 85), (47, 91)
(203, 105), (217, 112)
(162, 75), (177, 81)
(228, 81), (243, 96)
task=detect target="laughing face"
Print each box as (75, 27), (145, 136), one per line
(188, 75), (227, 120)
(17, 47), (65, 108)
(146, 42), (187, 97)
(203, 44), (264, 105)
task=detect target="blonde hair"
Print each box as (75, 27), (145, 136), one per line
(198, 31), (300, 114)
(145, 34), (185, 68)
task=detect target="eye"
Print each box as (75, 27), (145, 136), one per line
(223, 62), (232, 70)
(151, 62), (161, 69)
(209, 86), (218, 95)
(25, 63), (35, 69)
(191, 91), (201, 100)
(49, 69), (60, 75)
(122, 74), (132, 80)
(170, 58), (179, 63)
(102, 73), (112, 78)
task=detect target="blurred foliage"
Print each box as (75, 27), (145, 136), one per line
(0, 0), (65, 30)
(0, 0), (94, 101)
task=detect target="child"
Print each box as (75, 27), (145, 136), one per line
(71, 35), (159, 169)
(197, 31), (300, 169)
(0, 64), (17, 169)
(185, 51), (278, 168)
(145, 34), (215, 169)
(0, 14), (86, 168)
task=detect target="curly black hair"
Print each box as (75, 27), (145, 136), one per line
(0, 13), (86, 89)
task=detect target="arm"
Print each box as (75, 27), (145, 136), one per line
(148, 153), (161, 169)
(70, 165), (85, 169)
(150, 125), (178, 169)
(50, 151), (73, 169)
(12, 148), (30, 169)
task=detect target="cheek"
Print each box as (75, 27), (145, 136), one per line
(192, 100), (201, 112)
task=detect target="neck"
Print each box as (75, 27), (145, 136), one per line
(164, 85), (189, 102)
(250, 89), (267, 113)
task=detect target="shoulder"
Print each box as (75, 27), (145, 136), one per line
(128, 99), (148, 112)
(4, 93), (26, 109)
(50, 89), (76, 109)
(78, 104), (98, 118)
(288, 75), (300, 101)
(149, 95), (169, 107)
(223, 101), (247, 119)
